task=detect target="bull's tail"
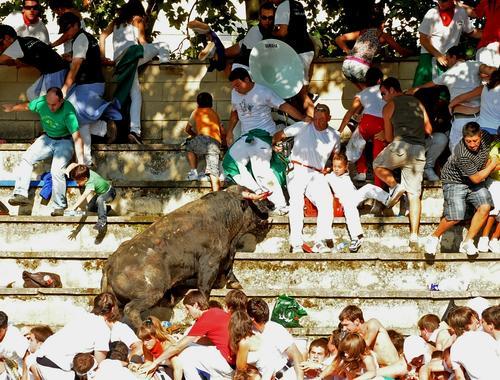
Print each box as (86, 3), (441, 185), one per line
(100, 265), (111, 294)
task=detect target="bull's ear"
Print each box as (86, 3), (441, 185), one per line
(241, 199), (249, 211)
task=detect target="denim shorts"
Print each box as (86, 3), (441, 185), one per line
(442, 182), (493, 221)
(185, 135), (221, 176)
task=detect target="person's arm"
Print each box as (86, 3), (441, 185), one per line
(380, 33), (414, 57)
(334, 31), (361, 54)
(381, 101), (395, 143)
(273, 130), (287, 146)
(286, 344), (304, 380)
(0, 54), (16, 65)
(185, 122), (197, 137)
(94, 350), (107, 364)
(339, 97), (363, 133)
(406, 80), (437, 95)
(72, 130), (85, 164)
(454, 366), (467, 380)
(419, 33), (447, 66)
(278, 102), (307, 122)
(225, 109), (239, 146)
(51, 29), (74, 48)
(468, 156), (498, 184)
(62, 57), (84, 96)
(420, 102), (433, 136)
(235, 340), (250, 371)
(132, 16), (147, 45)
(70, 188), (94, 211)
(225, 43), (241, 58)
(449, 85), (483, 110)
(99, 21), (114, 59)
(2, 102), (29, 112)
(129, 341), (143, 360)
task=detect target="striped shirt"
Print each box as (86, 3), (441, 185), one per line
(441, 131), (495, 185)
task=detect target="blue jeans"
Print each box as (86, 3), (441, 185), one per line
(13, 135), (74, 209)
(87, 186), (116, 224)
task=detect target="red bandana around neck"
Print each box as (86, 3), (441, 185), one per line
(149, 340), (164, 359)
(22, 13), (35, 26)
(439, 6), (455, 27)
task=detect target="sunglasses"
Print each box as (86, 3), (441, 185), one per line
(260, 15), (274, 21)
(23, 5), (39, 10)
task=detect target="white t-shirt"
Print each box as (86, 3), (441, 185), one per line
(285, 121), (340, 170)
(418, 6), (474, 55)
(113, 23), (140, 61)
(231, 83), (285, 135)
(450, 331), (500, 380)
(275, 0), (291, 26)
(110, 321), (140, 349)
(0, 325), (29, 371)
(3, 12), (50, 44)
(356, 85), (385, 118)
(434, 60), (482, 108)
(72, 33), (89, 59)
(37, 312), (110, 371)
(477, 85), (500, 133)
(2, 39), (24, 59)
(63, 19), (86, 54)
(257, 321), (295, 380)
(93, 359), (137, 380)
(240, 25), (264, 49)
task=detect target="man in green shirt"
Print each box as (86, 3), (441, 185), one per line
(2, 87), (84, 215)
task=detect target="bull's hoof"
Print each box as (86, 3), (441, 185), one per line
(226, 280), (243, 290)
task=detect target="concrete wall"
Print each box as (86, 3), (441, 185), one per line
(0, 59), (418, 143)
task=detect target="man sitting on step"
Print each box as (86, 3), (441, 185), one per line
(339, 305), (408, 378)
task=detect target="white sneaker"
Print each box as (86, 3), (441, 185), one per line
(198, 173), (210, 182)
(459, 240), (478, 256)
(386, 184), (406, 208)
(424, 236), (440, 256)
(290, 245), (304, 253)
(353, 173), (366, 181)
(186, 169), (198, 181)
(312, 240), (330, 253)
(477, 237), (490, 252)
(489, 238), (500, 253)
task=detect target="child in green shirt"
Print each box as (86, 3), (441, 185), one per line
(67, 164), (116, 232)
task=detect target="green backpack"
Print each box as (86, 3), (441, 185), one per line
(270, 294), (308, 328)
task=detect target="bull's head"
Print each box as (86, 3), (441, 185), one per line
(22, 271), (62, 288)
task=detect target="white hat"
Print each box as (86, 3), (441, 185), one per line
(403, 335), (431, 364)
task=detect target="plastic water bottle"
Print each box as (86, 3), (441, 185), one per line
(429, 283), (439, 291)
(161, 320), (172, 328)
(336, 242), (349, 252)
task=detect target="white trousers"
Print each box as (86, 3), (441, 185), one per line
(79, 120), (107, 166)
(449, 116), (478, 153)
(177, 345), (233, 380)
(326, 173), (388, 238)
(229, 137), (287, 208)
(288, 166), (333, 246)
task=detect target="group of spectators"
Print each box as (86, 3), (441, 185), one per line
(0, 290), (499, 380)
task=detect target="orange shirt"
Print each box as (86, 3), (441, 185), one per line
(189, 107), (222, 143)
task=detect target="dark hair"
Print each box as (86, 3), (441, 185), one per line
(462, 121), (481, 138)
(229, 67), (252, 82)
(367, 4), (384, 28)
(387, 329), (404, 355)
(229, 310), (254, 354)
(91, 292), (121, 322)
(30, 325), (54, 343)
(418, 314), (440, 332)
(260, 2), (275, 13)
(246, 298), (269, 324)
(339, 305), (364, 323)
(329, 327), (343, 350)
(108, 341), (129, 362)
(447, 306), (479, 337)
(225, 289), (248, 312)
(48, 0), (74, 10)
(332, 151), (348, 165)
(116, 0), (146, 27)
(73, 352), (95, 375)
(309, 338), (329, 353)
(380, 77), (401, 93)
(0, 25), (17, 40)
(482, 305), (500, 330)
(0, 311), (8, 329)
(182, 290), (209, 310)
(57, 11), (80, 33)
(233, 365), (261, 380)
(487, 68), (500, 90)
(208, 300), (224, 309)
(365, 67), (383, 86)
(446, 46), (466, 60)
(47, 87), (64, 100)
(70, 164), (90, 181)
(197, 92), (213, 108)
(23, 0), (43, 12)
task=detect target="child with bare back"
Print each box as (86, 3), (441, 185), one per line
(338, 305), (408, 378)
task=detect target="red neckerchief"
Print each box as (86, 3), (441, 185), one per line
(22, 13), (34, 26)
(439, 6), (455, 27)
(149, 340), (164, 359)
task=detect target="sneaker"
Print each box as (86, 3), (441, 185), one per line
(50, 208), (65, 217)
(105, 120), (118, 144)
(409, 234), (420, 252)
(459, 240), (478, 256)
(353, 173), (367, 182)
(386, 184), (406, 208)
(477, 236), (490, 253)
(312, 240), (330, 253)
(127, 132), (143, 144)
(186, 169), (198, 181)
(198, 41), (216, 60)
(8, 194), (30, 206)
(290, 245), (304, 253)
(198, 173), (210, 182)
(349, 238), (363, 253)
(424, 235), (440, 256)
(489, 238), (500, 253)
(424, 168), (440, 182)
(94, 221), (107, 232)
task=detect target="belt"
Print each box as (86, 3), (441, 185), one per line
(47, 134), (72, 140)
(345, 55), (371, 66)
(291, 160), (324, 173)
(453, 112), (479, 119)
(275, 360), (293, 379)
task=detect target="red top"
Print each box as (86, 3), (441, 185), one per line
(475, 0), (500, 49)
(150, 340), (164, 359)
(188, 308), (234, 365)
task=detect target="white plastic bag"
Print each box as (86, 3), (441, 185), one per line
(346, 127), (366, 162)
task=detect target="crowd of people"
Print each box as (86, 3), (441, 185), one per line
(0, 291), (499, 380)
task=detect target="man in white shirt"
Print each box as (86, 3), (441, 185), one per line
(273, 103), (340, 253)
(0, 311), (29, 379)
(2, 0), (49, 44)
(246, 298), (304, 380)
(224, 67), (307, 215)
